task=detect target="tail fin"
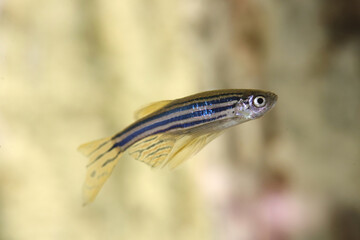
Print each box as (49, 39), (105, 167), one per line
(78, 136), (123, 205)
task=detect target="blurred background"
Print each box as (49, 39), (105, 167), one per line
(0, 0), (359, 239)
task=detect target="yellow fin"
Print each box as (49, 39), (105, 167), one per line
(163, 132), (221, 169)
(127, 134), (176, 168)
(134, 100), (172, 120)
(78, 136), (123, 205)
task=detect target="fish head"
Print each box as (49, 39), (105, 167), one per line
(234, 90), (277, 121)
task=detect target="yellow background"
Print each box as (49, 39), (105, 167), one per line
(0, 1), (359, 239)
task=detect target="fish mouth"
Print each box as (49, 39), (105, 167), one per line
(267, 92), (278, 110)
(273, 93), (278, 103)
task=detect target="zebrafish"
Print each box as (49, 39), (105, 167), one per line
(78, 89), (277, 205)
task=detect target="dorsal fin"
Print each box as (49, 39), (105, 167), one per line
(134, 100), (172, 120)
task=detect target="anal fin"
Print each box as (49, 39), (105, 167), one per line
(127, 134), (176, 168)
(128, 132), (221, 170)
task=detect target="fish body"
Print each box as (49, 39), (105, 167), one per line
(78, 89), (277, 205)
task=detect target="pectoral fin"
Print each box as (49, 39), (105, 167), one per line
(162, 132), (221, 169)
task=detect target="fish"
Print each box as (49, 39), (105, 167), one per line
(78, 89), (277, 205)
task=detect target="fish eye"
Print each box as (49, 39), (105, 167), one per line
(253, 96), (266, 107)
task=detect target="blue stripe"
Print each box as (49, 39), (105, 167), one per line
(115, 105), (234, 148)
(113, 96), (240, 139)
(152, 113), (227, 135)
(168, 92), (241, 109)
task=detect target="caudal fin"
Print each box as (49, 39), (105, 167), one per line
(78, 136), (123, 205)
